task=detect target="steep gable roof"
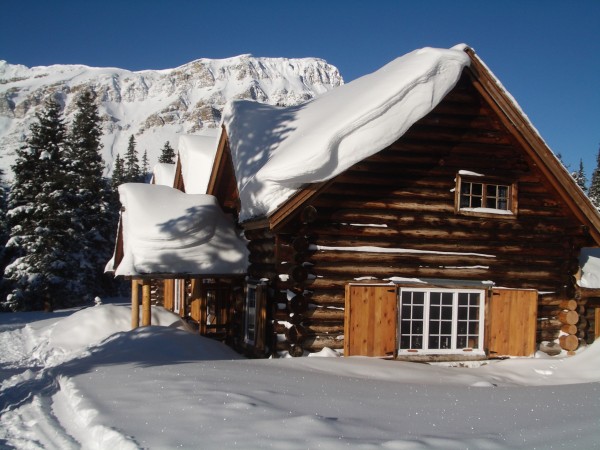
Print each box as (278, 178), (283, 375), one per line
(213, 45), (600, 243)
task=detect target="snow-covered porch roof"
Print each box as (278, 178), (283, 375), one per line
(106, 183), (248, 278)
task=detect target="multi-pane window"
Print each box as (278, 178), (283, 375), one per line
(398, 289), (485, 354)
(460, 181), (510, 210)
(456, 174), (516, 217)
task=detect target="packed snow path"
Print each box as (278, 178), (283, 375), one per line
(1, 304), (599, 449)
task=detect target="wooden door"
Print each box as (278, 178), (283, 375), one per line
(487, 288), (537, 357)
(344, 284), (398, 357)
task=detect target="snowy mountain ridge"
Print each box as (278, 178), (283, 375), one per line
(0, 55), (343, 178)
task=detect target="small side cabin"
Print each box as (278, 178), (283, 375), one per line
(205, 45), (600, 360)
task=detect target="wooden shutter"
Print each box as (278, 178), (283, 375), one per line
(344, 284), (398, 357)
(487, 288), (537, 357)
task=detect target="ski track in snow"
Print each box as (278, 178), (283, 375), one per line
(0, 313), (138, 449)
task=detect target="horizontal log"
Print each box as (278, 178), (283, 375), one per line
(308, 249), (561, 271)
(539, 306), (577, 318)
(312, 263), (557, 284)
(536, 329), (560, 341)
(576, 287), (600, 300)
(307, 291), (345, 307)
(312, 235), (570, 258)
(301, 335), (344, 352)
(247, 238), (275, 254)
(537, 319), (563, 330)
(243, 227), (274, 240)
(309, 223), (577, 245)
(559, 334), (579, 351)
(302, 307), (345, 321)
(561, 324), (578, 335)
(558, 310), (579, 325)
(538, 296), (579, 307)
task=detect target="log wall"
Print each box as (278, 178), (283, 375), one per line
(258, 73), (594, 357)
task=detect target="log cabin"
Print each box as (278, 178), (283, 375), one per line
(203, 44), (600, 360)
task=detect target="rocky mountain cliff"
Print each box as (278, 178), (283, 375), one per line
(0, 55), (343, 178)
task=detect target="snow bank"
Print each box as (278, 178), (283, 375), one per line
(2, 305), (600, 449)
(113, 183), (248, 277)
(223, 45), (470, 221)
(30, 304), (188, 366)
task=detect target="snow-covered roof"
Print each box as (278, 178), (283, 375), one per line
(151, 163), (176, 187)
(110, 183), (248, 277)
(177, 133), (219, 194)
(223, 45), (471, 221)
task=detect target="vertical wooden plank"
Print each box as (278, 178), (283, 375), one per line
(190, 278), (204, 332)
(595, 308), (600, 340)
(344, 284), (351, 356)
(142, 279), (151, 326)
(131, 280), (140, 329)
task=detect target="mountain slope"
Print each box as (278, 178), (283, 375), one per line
(0, 55), (343, 178)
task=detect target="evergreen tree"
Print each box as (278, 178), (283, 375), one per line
(123, 135), (141, 182)
(66, 90), (113, 298)
(3, 97), (76, 310)
(158, 141), (176, 164)
(589, 146), (600, 209)
(571, 159), (587, 193)
(111, 153), (125, 190)
(141, 149), (150, 182)
(0, 172), (9, 305)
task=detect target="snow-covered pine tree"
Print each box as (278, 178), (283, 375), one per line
(589, 146), (600, 210)
(66, 90), (113, 298)
(158, 141), (176, 164)
(571, 159), (587, 193)
(124, 135), (141, 183)
(3, 97), (77, 310)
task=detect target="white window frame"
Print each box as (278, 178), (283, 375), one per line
(397, 288), (486, 356)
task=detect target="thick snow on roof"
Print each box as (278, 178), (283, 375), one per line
(578, 247), (600, 288)
(114, 183), (248, 277)
(223, 45), (470, 221)
(151, 163), (176, 187)
(177, 133), (219, 194)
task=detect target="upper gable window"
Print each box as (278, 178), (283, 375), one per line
(455, 173), (517, 218)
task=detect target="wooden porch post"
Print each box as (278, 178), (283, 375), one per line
(142, 279), (152, 326)
(190, 278), (206, 334)
(131, 280), (140, 329)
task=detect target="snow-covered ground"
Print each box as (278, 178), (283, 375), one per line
(1, 302), (599, 449)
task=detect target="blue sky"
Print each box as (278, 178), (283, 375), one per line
(2, 0), (599, 178)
